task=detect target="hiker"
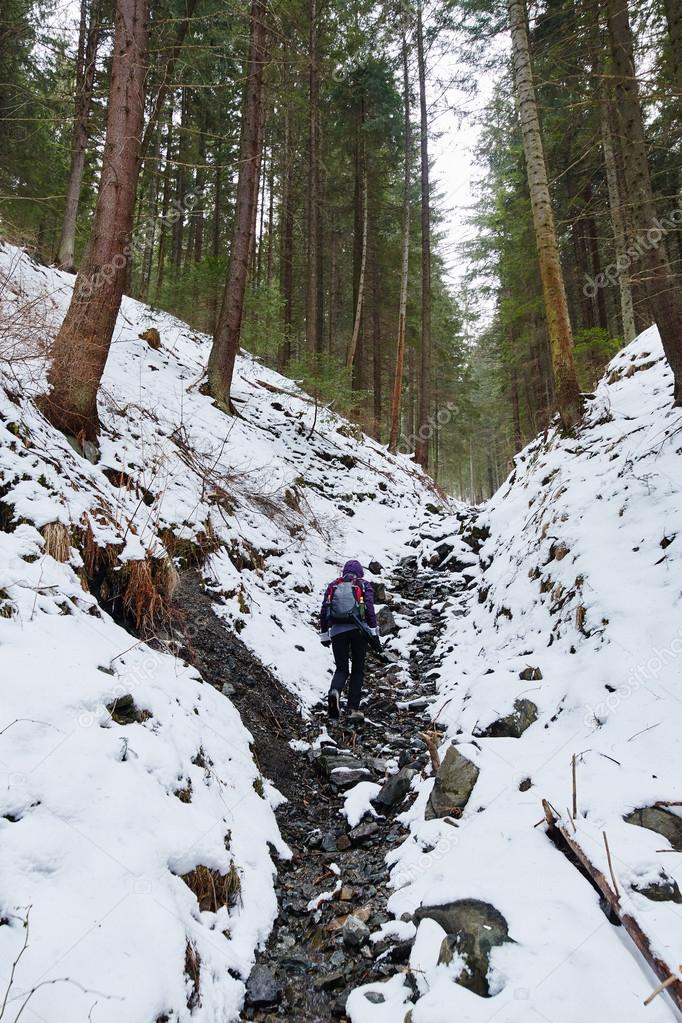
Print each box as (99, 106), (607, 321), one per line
(320, 559), (382, 722)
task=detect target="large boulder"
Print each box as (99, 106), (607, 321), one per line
(624, 807), (682, 852)
(425, 746), (479, 820)
(473, 699), (538, 739)
(415, 899), (511, 997)
(377, 606), (398, 636)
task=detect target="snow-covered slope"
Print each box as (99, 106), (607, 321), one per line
(0, 244), (450, 1022)
(365, 328), (682, 1022)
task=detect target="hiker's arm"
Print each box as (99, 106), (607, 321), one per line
(320, 588), (331, 644)
(363, 582), (377, 629)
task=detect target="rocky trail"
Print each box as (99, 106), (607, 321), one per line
(175, 548), (469, 1021)
(236, 557), (468, 1021)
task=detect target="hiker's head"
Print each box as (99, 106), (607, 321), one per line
(342, 559), (364, 579)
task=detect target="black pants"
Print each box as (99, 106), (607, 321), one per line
(330, 630), (367, 710)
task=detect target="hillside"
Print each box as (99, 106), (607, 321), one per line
(1, 244), (681, 1023)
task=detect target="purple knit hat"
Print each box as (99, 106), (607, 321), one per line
(342, 559), (364, 578)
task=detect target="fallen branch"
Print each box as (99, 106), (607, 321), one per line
(602, 831), (619, 900)
(419, 730), (441, 773)
(541, 800), (682, 1011)
(644, 972), (682, 1007)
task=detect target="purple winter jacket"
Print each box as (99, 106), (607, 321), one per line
(320, 559), (377, 638)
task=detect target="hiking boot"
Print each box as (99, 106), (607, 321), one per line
(348, 709), (365, 724)
(328, 689), (340, 720)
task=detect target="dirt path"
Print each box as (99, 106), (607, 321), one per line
(175, 557), (468, 1022)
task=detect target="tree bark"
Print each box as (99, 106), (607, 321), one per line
(305, 0), (321, 353)
(508, 0), (582, 429)
(279, 94), (294, 370)
(207, 0), (268, 406)
(604, 0), (682, 401)
(347, 149), (368, 369)
(57, 0), (101, 271)
(42, 0), (150, 442)
(389, 29), (411, 453)
(414, 0), (432, 467)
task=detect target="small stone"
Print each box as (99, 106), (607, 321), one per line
(245, 965), (281, 1008)
(364, 991), (385, 1004)
(371, 767), (415, 810)
(349, 821), (379, 844)
(341, 915), (370, 948)
(338, 886), (354, 901)
(368, 560), (383, 574)
(625, 807), (682, 852)
(314, 971), (346, 991)
(518, 777), (532, 792)
(519, 666), (543, 681)
(321, 833), (338, 853)
(377, 607), (398, 636)
(336, 834), (352, 851)
(221, 681), (236, 697)
(474, 699), (538, 739)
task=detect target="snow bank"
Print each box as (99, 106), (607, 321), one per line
(0, 243), (452, 1022)
(374, 328), (682, 1022)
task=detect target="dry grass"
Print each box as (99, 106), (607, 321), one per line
(121, 555), (179, 638)
(41, 522), (71, 563)
(184, 941), (201, 1011)
(180, 862), (242, 913)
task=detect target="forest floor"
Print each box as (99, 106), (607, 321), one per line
(176, 555), (465, 1022)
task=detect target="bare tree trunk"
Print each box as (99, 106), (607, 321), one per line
(57, 0), (101, 271)
(346, 152), (368, 369)
(389, 29), (411, 453)
(207, 0), (268, 407)
(305, 0), (320, 353)
(42, 0), (149, 443)
(156, 103), (174, 293)
(508, 0), (582, 429)
(279, 95), (294, 370)
(414, 0), (432, 467)
(604, 0), (682, 401)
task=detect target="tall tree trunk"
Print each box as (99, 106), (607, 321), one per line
(582, 0), (636, 342)
(207, 0), (268, 406)
(347, 149), (368, 369)
(414, 1), (432, 468)
(662, 0), (682, 114)
(279, 96), (294, 370)
(508, 0), (582, 429)
(42, 0), (149, 442)
(305, 0), (320, 353)
(389, 29), (411, 453)
(155, 103), (174, 292)
(57, 0), (101, 271)
(604, 0), (682, 401)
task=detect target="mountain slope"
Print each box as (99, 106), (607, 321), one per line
(0, 243), (451, 1023)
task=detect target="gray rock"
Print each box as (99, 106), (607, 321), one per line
(377, 607), (398, 636)
(519, 666), (543, 681)
(632, 873), (682, 903)
(314, 971), (346, 991)
(364, 991), (385, 1004)
(330, 767), (373, 789)
(342, 915), (370, 948)
(349, 821), (379, 844)
(625, 807), (682, 852)
(245, 964), (282, 1007)
(221, 681), (235, 697)
(425, 746), (479, 820)
(415, 898), (511, 997)
(473, 699), (538, 739)
(371, 767), (415, 810)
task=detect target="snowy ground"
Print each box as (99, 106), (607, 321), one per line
(2, 241), (681, 1023)
(0, 244), (448, 1023)
(348, 327), (682, 1022)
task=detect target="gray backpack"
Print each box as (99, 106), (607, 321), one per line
(329, 578), (365, 623)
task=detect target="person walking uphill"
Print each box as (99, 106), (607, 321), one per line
(320, 559), (382, 722)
